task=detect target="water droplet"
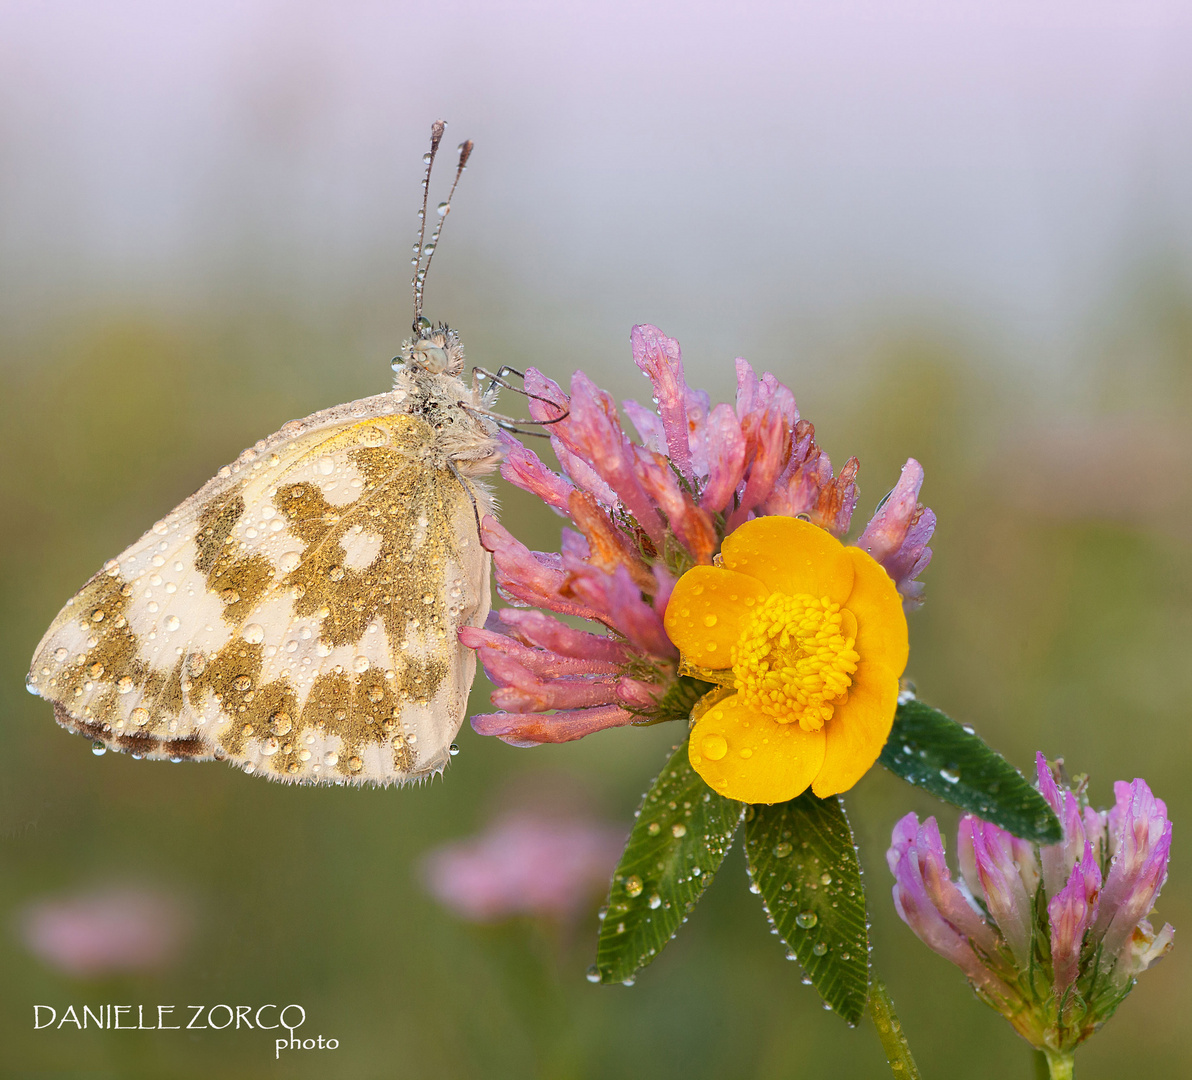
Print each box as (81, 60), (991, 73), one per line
(91, 741), (106, 756)
(163, 615), (180, 633)
(346, 755), (363, 772)
(621, 976), (635, 987)
(436, 201), (450, 217)
(323, 751), (339, 767)
(796, 911), (818, 929)
(269, 712), (292, 736)
(624, 875), (643, 898)
(53, 647), (68, 662)
(939, 768), (961, 784)
(671, 823), (687, 839)
(646, 822), (661, 836)
(961, 724), (975, 735)
(774, 841), (793, 858)
(700, 733), (727, 760)
(647, 894), (662, 909)
(88, 661), (104, 678)
(840, 952), (850, 961)
(91, 608), (105, 623)
(812, 942), (828, 956)
(131, 707), (150, 726)
(585, 966), (601, 984)
(801, 975), (813, 985)
(242, 623), (264, 644)
(449, 743), (460, 756)
(232, 675), (252, 692)
(820, 872), (832, 886)
(702, 614), (718, 627)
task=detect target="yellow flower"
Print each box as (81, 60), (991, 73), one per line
(663, 517), (908, 804)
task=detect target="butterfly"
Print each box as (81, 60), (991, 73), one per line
(27, 121), (516, 786)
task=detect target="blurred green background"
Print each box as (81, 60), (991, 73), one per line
(2, 3), (1190, 1078)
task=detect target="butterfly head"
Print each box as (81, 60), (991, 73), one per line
(398, 319), (466, 376)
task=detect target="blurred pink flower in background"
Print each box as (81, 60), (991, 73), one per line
(16, 886), (190, 978)
(421, 813), (626, 923)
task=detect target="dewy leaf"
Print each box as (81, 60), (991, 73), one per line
(868, 976), (923, 1080)
(595, 736), (744, 984)
(879, 698), (1062, 844)
(743, 793), (869, 1025)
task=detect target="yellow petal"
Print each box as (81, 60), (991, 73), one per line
(843, 546), (909, 675)
(721, 517), (854, 604)
(663, 566), (770, 670)
(811, 658), (899, 797)
(689, 693), (826, 804)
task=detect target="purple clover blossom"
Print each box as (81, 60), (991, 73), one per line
(465, 324), (934, 748)
(888, 754), (1174, 1057)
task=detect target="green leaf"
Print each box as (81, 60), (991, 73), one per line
(868, 976), (924, 1080)
(879, 698), (1062, 844)
(743, 792), (869, 1025)
(595, 736), (744, 984)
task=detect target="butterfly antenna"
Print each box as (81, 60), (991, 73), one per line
(416, 138), (473, 321)
(412, 120), (446, 327)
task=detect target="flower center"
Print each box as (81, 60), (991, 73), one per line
(731, 592), (860, 731)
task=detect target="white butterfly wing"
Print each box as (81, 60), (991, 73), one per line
(28, 392), (493, 785)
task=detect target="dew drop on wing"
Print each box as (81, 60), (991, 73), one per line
(91, 742), (106, 756)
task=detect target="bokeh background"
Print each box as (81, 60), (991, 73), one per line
(2, 1), (1190, 1076)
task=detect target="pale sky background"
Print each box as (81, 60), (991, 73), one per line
(3, 0), (1192, 383)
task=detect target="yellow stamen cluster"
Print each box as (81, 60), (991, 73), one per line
(730, 592), (860, 731)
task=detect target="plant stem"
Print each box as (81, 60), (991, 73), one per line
(868, 976), (922, 1079)
(1042, 1049), (1075, 1080)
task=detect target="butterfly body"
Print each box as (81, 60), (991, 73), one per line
(28, 326), (502, 786)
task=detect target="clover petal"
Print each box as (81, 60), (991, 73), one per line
(721, 516), (854, 603)
(844, 545), (909, 675)
(663, 567), (770, 669)
(689, 692), (826, 804)
(811, 657), (900, 797)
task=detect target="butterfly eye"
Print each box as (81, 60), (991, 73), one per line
(412, 343), (449, 373)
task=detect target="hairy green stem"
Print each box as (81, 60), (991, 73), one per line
(868, 976), (922, 1079)
(1041, 1049), (1075, 1080)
